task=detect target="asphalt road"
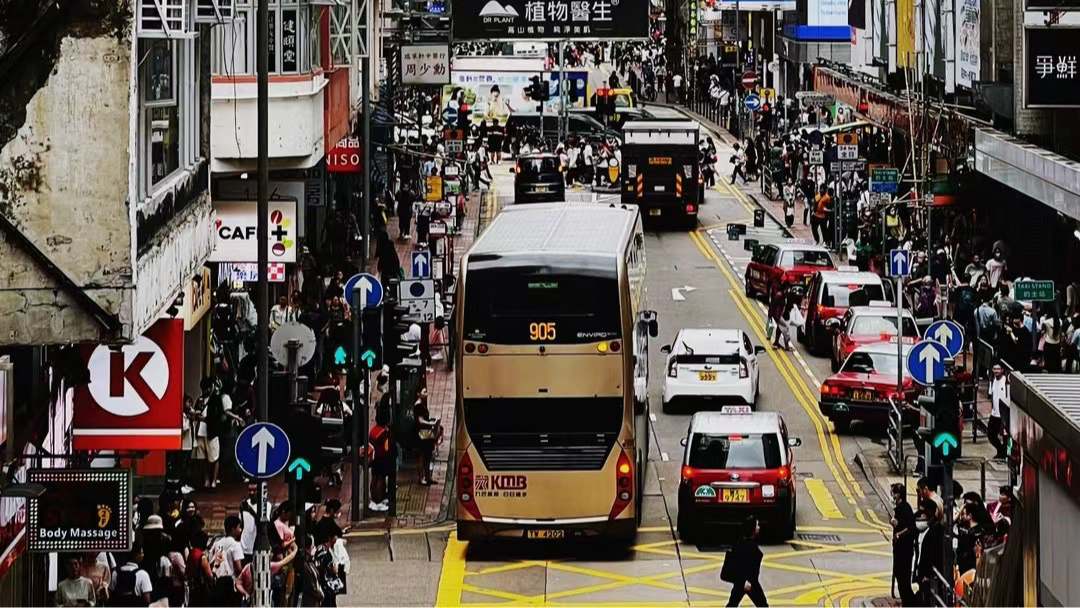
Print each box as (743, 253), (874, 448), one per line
(341, 146), (899, 607)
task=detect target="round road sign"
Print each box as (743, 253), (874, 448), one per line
(741, 70), (758, 89)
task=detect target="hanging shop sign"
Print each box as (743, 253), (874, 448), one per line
(327, 137), (362, 173)
(72, 319), (184, 450)
(402, 44), (451, 85)
(28, 469), (132, 553)
(1024, 28), (1080, 108)
(452, 0), (650, 40)
(210, 200), (298, 263)
(181, 266), (213, 331)
(956, 0), (980, 88)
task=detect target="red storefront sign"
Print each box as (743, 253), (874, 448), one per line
(326, 137), (362, 173)
(73, 319), (184, 450)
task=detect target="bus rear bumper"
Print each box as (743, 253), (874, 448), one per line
(457, 518), (637, 542)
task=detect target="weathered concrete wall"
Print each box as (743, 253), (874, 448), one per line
(0, 28), (135, 344)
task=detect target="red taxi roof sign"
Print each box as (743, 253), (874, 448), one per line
(721, 406), (753, 415)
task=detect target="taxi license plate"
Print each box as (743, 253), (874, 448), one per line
(852, 389), (874, 401)
(649, 209), (662, 216)
(527, 530), (565, 539)
(655, 185), (666, 191)
(698, 370), (718, 381)
(721, 489), (749, 503)
(533, 186), (550, 192)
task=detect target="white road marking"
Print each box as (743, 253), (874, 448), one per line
(649, 413), (657, 422)
(660, 452), (670, 462)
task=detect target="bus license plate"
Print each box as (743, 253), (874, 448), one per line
(852, 389), (873, 401)
(533, 186), (550, 192)
(527, 530), (565, 539)
(649, 209), (662, 216)
(698, 370), (718, 381)
(721, 489), (749, 503)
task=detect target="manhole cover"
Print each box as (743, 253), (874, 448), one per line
(796, 533), (841, 544)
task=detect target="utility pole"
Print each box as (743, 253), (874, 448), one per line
(354, 0), (373, 524)
(254, 0), (271, 603)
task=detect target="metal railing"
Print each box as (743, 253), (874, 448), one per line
(888, 395), (907, 476)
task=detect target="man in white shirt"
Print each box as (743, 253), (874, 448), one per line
(111, 544), (153, 606)
(988, 362), (1010, 458)
(209, 516), (245, 603)
(672, 73), (684, 103)
(239, 483), (272, 564)
(269, 295), (289, 330)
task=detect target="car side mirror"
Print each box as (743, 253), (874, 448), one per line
(680, 437), (688, 447)
(825, 318), (842, 333)
(754, 345), (766, 355)
(788, 437), (802, 448)
(508, 166), (515, 174)
(648, 319), (659, 338)
(660, 344), (671, 354)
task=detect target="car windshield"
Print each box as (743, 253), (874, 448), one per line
(574, 113), (606, 131)
(821, 282), (886, 307)
(781, 250), (834, 268)
(688, 433), (782, 469)
(850, 315), (919, 337)
(841, 352), (901, 376)
(518, 157), (559, 176)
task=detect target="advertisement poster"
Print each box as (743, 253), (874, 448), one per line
(28, 469), (132, 553)
(452, 0), (650, 40)
(956, 0), (980, 88)
(1025, 28), (1080, 108)
(442, 70), (589, 126)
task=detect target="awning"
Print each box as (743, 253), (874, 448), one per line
(975, 127), (1080, 222)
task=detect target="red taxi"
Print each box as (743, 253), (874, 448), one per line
(818, 343), (920, 433)
(828, 304), (919, 372)
(677, 407), (801, 542)
(800, 268), (892, 356)
(745, 242), (835, 302)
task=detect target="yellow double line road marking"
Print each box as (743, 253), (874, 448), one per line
(687, 228), (888, 532)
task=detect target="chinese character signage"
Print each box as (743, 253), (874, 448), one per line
(401, 44), (450, 85)
(955, 0), (980, 88)
(1025, 28), (1080, 108)
(281, 9), (298, 73)
(28, 469), (133, 553)
(453, 0), (649, 40)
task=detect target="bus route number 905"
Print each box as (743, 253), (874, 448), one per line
(529, 322), (557, 341)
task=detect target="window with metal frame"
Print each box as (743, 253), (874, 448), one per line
(138, 36), (200, 199)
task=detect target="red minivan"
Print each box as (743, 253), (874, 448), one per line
(745, 242), (836, 302)
(677, 408), (801, 541)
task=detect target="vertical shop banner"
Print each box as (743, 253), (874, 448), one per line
(895, 0), (915, 68)
(1024, 28), (1080, 108)
(452, 0), (650, 40)
(73, 319), (184, 450)
(401, 44), (451, 85)
(956, 0), (980, 88)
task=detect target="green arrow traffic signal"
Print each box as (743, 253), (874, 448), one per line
(933, 432), (959, 457)
(360, 349), (376, 369)
(288, 457), (311, 480)
(334, 346), (347, 366)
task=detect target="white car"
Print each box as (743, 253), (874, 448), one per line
(661, 329), (765, 413)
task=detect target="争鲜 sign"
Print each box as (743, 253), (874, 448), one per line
(401, 44), (450, 85)
(453, 0), (650, 40)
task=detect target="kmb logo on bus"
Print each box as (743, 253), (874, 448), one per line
(474, 475), (528, 498)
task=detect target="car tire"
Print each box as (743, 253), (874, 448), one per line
(781, 501), (797, 541)
(677, 514), (698, 543)
(830, 355), (840, 373)
(745, 277), (756, 299)
(796, 325), (805, 344)
(684, 215), (699, 230)
(832, 419), (851, 434)
(662, 399), (675, 415)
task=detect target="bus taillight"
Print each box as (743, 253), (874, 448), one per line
(464, 342), (476, 354)
(458, 452), (482, 520)
(609, 341), (621, 352)
(477, 343), (490, 354)
(609, 451), (634, 519)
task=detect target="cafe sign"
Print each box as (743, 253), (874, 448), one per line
(28, 469), (132, 553)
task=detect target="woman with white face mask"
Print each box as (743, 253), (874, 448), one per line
(915, 498), (945, 605)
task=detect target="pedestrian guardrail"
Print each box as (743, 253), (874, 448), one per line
(887, 395), (906, 476)
(930, 566), (956, 607)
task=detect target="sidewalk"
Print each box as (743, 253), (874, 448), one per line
(190, 188), (485, 534)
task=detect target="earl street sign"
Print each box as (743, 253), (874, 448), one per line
(345, 273), (384, 309)
(235, 423), (291, 479)
(906, 340), (951, 386)
(809, 150), (824, 165)
(1013, 279), (1055, 301)
(924, 320), (965, 357)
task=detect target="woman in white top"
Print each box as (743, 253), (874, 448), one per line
(1040, 305), (1065, 372)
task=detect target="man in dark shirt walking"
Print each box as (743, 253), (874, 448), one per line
(396, 186), (415, 240)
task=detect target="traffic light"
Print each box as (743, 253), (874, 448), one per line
(931, 377), (961, 463)
(325, 317), (352, 370)
(359, 305), (383, 371)
(457, 103), (471, 130)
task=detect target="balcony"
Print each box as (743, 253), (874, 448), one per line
(211, 72), (331, 172)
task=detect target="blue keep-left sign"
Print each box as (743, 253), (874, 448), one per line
(906, 340), (950, 387)
(888, 249), (910, 277)
(924, 320), (965, 357)
(235, 423), (291, 479)
(411, 251), (431, 279)
(744, 93), (762, 111)
(344, 272), (383, 309)
(441, 106), (458, 125)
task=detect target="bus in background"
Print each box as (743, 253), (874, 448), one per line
(454, 202), (659, 542)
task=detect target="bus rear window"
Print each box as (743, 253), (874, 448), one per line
(821, 282), (886, 308)
(464, 267), (621, 344)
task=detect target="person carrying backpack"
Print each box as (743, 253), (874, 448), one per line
(186, 530), (214, 608)
(111, 543), (152, 607)
(208, 516), (245, 606)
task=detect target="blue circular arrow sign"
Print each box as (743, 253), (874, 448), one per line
(744, 94), (762, 111)
(235, 423), (291, 479)
(923, 320), (964, 357)
(344, 272), (383, 309)
(905, 340), (951, 386)
(441, 106), (458, 125)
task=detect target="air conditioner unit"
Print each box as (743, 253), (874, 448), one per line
(138, 0), (193, 38)
(194, 0), (236, 22)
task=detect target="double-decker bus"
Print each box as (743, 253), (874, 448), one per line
(454, 202), (658, 541)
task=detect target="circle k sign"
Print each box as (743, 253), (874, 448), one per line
(73, 319), (184, 451)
